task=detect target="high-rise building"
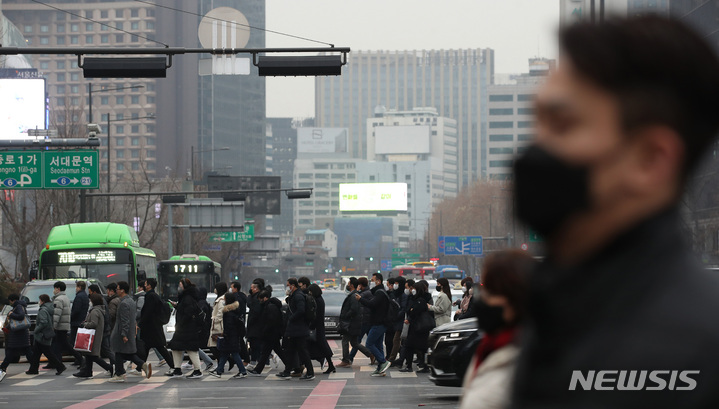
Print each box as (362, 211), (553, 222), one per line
(2, 0), (266, 182)
(628, 0), (670, 17)
(266, 117), (297, 235)
(315, 49), (494, 186)
(486, 59), (554, 180)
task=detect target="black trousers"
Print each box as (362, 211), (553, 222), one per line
(78, 354), (112, 375)
(139, 343), (174, 368)
(283, 336), (313, 376)
(247, 336), (263, 362)
(384, 329), (396, 359)
(253, 337), (286, 373)
(52, 330), (80, 364)
(114, 352), (144, 376)
(101, 333), (115, 365)
(1, 346), (32, 371)
(28, 342), (64, 372)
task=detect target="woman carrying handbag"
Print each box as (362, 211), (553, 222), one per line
(0, 293), (32, 382)
(73, 293), (113, 378)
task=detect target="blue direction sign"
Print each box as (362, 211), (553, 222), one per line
(443, 236), (483, 256)
(380, 260), (392, 271)
(438, 236), (445, 255)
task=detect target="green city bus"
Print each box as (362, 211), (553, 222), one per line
(157, 254), (222, 300)
(37, 222), (157, 291)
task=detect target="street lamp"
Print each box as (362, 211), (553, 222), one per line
(190, 146), (230, 180)
(105, 114), (155, 216)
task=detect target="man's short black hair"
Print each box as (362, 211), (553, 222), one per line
(88, 284), (101, 294)
(8, 293), (19, 302)
(230, 281), (241, 291)
(560, 16), (719, 177)
(106, 282), (117, 292)
(387, 277), (395, 285)
(117, 281), (130, 293)
(348, 277), (359, 289)
(298, 277), (311, 287)
(258, 290), (271, 300)
(137, 280), (145, 288)
(372, 272), (383, 282)
(54, 281), (66, 291)
(287, 277), (299, 288)
(252, 278), (265, 290)
(146, 278), (157, 290)
(76, 280), (86, 291)
(357, 277), (368, 288)
(39, 294), (51, 303)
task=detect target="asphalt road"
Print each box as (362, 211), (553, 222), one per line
(0, 340), (462, 409)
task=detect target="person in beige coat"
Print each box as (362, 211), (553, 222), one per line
(459, 250), (536, 409)
(428, 278), (453, 327)
(208, 282), (228, 348)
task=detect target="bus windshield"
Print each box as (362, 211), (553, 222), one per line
(158, 261), (217, 299)
(40, 249), (134, 289)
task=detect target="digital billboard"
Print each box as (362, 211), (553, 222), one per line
(339, 183), (408, 212)
(0, 78), (46, 140)
(298, 128), (348, 153)
(374, 126), (431, 155)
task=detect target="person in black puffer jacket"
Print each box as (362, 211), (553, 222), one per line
(400, 281), (434, 373)
(209, 292), (248, 378)
(248, 290), (287, 376)
(168, 278), (204, 379)
(306, 284), (335, 374)
(0, 294), (32, 381)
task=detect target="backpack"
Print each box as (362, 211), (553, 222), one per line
(379, 289), (401, 327)
(304, 293), (317, 323)
(159, 301), (172, 325)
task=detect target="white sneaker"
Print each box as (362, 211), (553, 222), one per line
(0, 370), (6, 383)
(245, 363), (255, 372)
(127, 370), (143, 377)
(108, 374), (126, 383)
(157, 359), (167, 368)
(181, 362), (193, 370)
(142, 362), (152, 379)
(102, 370), (112, 377)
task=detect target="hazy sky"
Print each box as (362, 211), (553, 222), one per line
(264, 0), (560, 118)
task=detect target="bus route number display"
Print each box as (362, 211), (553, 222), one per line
(58, 250), (117, 263)
(173, 264), (205, 274)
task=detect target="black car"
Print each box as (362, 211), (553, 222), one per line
(321, 290), (346, 337)
(427, 318), (482, 387)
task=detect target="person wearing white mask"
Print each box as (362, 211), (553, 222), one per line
(454, 277), (475, 321)
(386, 276), (407, 365)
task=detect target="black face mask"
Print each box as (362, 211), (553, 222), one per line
(513, 145), (590, 239)
(475, 298), (506, 334)
(435, 285), (441, 292)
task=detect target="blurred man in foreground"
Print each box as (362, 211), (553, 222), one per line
(511, 16), (719, 408)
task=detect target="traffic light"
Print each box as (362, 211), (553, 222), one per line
(366, 257), (374, 261)
(275, 268), (280, 274)
(346, 257), (354, 261)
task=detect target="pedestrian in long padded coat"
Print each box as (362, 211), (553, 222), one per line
(26, 294), (66, 376)
(168, 278), (204, 379)
(208, 282), (227, 348)
(73, 293), (113, 378)
(109, 281), (151, 382)
(0, 294), (32, 382)
(209, 292), (247, 378)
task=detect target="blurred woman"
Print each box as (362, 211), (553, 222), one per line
(429, 278), (453, 327)
(399, 282), (434, 373)
(208, 282), (228, 350)
(74, 293), (113, 378)
(0, 293), (32, 381)
(209, 292), (247, 378)
(459, 250), (535, 409)
(168, 278), (204, 379)
(307, 283), (335, 374)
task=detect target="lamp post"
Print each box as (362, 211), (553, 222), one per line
(190, 146), (230, 181)
(105, 114), (155, 217)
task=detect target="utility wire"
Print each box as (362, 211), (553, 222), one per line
(132, 0), (335, 47)
(30, 0), (170, 47)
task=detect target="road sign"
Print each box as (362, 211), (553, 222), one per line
(209, 223), (255, 242)
(0, 151), (42, 188)
(529, 229), (544, 242)
(380, 260), (392, 271)
(438, 236), (445, 255)
(443, 236), (483, 256)
(521, 243), (529, 251)
(203, 244), (222, 252)
(43, 150), (99, 189)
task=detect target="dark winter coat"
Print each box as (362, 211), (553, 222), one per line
(139, 289), (167, 348)
(168, 286), (203, 351)
(284, 289), (309, 338)
(357, 288), (372, 326)
(390, 290), (409, 332)
(81, 305), (105, 357)
(308, 294), (333, 361)
(70, 289), (89, 328)
(339, 290), (362, 336)
(512, 209), (719, 409)
(107, 294), (121, 331)
(34, 302), (55, 346)
(110, 294), (137, 354)
(358, 285), (389, 326)
(259, 297), (284, 341)
(217, 301), (242, 353)
(246, 291), (262, 338)
(406, 293), (432, 350)
(6, 299), (30, 348)
(197, 296), (212, 349)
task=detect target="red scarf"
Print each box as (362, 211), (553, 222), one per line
(473, 326), (518, 372)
